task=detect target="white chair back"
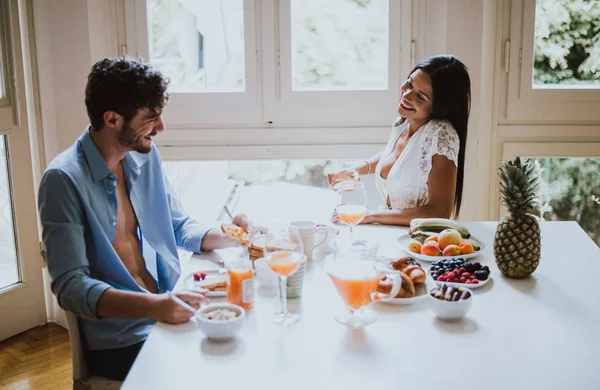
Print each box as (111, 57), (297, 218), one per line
(65, 311), (122, 389)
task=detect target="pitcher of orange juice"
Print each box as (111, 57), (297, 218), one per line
(324, 253), (400, 328)
(227, 259), (254, 310)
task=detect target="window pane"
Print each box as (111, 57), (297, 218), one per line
(147, 0), (245, 93)
(532, 157), (600, 246)
(533, 1), (600, 87)
(291, 0), (389, 91)
(0, 136), (19, 289)
(162, 159), (353, 223)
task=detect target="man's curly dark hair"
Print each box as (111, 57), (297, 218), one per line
(85, 57), (169, 130)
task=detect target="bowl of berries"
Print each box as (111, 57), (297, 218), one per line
(429, 258), (491, 289)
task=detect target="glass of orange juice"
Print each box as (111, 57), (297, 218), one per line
(335, 181), (368, 247)
(264, 228), (306, 325)
(324, 253), (400, 328)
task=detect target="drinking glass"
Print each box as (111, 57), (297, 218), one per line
(324, 252), (400, 328)
(335, 181), (368, 246)
(332, 161), (359, 191)
(264, 227), (306, 325)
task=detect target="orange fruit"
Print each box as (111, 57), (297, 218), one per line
(459, 242), (474, 255)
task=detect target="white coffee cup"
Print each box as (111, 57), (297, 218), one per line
(313, 224), (338, 255)
(289, 221), (329, 261)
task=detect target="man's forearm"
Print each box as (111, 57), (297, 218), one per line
(96, 288), (158, 320)
(200, 228), (236, 251)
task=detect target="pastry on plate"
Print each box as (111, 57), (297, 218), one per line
(396, 272), (416, 298)
(376, 272), (416, 298)
(403, 264), (426, 284)
(390, 256), (419, 271)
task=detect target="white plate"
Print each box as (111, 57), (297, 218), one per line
(397, 234), (486, 262)
(434, 276), (491, 289)
(378, 278), (437, 306)
(183, 269), (228, 297)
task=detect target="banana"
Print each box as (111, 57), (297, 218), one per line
(409, 218), (471, 238)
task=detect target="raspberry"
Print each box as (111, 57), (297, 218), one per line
(460, 277), (466, 283)
(461, 272), (470, 278)
(193, 272), (201, 281)
(200, 272), (207, 280)
(459, 267), (467, 273)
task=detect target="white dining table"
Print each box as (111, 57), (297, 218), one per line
(122, 221), (600, 390)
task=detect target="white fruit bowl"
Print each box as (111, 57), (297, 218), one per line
(397, 234), (486, 262)
(195, 303), (246, 341)
(427, 287), (473, 320)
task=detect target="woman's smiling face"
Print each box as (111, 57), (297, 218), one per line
(397, 69), (433, 122)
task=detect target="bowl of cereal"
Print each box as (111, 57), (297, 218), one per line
(196, 303), (246, 340)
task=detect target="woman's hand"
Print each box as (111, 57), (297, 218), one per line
(327, 169), (358, 188)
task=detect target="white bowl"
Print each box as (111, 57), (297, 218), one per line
(428, 286), (473, 320)
(196, 303), (246, 340)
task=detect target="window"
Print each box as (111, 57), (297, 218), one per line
(532, 1), (600, 87)
(290, 0), (389, 92)
(162, 159), (345, 223)
(505, 0), (600, 121)
(533, 157), (600, 246)
(147, 0), (246, 93)
(124, 0), (407, 128)
(0, 136), (18, 289)
(501, 142), (600, 247)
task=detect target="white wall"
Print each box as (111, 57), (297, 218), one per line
(417, 0), (496, 221)
(34, 0), (105, 328)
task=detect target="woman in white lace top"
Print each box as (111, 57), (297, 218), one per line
(329, 55), (471, 225)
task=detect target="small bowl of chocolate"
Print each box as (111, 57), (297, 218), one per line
(428, 285), (473, 320)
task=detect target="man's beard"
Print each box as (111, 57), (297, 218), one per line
(117, 123), (152, 154)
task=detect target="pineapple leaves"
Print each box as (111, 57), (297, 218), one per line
(498, 157), (540, 214)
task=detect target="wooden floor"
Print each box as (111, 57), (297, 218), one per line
(0, 323), (72, 390)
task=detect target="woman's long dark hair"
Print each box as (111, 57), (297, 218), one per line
(399, 55), (471, 218)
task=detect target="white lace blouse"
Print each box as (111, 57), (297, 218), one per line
(375, 118), (460, 210)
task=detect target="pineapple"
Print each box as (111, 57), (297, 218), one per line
(494, 157), (541, 278)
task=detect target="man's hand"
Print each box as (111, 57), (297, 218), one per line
(200, 214), (256, 251)
(150, 290), (209, 324)
(232, 214), (255, 236)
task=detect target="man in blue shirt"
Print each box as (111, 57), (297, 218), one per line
(38, 57), (252, 380)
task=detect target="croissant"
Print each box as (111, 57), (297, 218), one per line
(377, 276), (393, 294)
(403, 265), (426, 284)
(396, 272), (415, 298)
(391, 256), (418, 271)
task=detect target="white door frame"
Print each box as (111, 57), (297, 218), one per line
(0, 0), (46, 341)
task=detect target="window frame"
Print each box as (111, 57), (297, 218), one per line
(125, 0), (260, 126)
(505, 0), (600, 122)
(0, 0), (16, 133)
(261, 0), (408, 126)
(123, 0), (410, 129)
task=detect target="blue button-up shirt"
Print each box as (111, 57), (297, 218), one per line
(38, 128), (210, 350)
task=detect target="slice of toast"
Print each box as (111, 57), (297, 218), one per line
(201, 275), (228, 291)
(221, 223), (251, 245)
